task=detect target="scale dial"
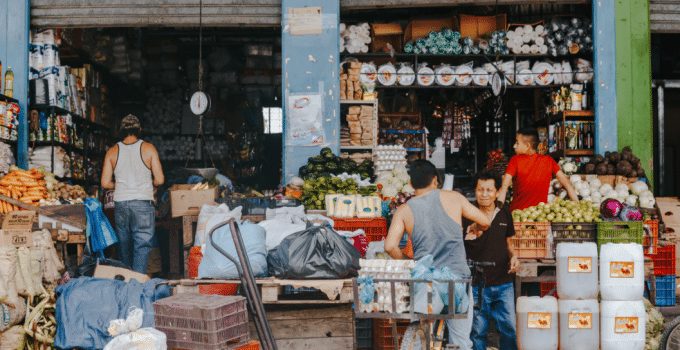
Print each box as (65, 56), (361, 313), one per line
(190, 91), (210, 115)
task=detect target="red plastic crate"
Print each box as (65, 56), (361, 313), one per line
(372, 319), (409, 350)
(510, 222), (551, 259)
(540, 281), (557, 298)
(651, 245), (676, 276)
(333, 217), (387, 242)
(643, 220), (659, 255)
(234, 340), (260, 350)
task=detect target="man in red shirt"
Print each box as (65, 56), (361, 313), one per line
(497, 128), (578, 211)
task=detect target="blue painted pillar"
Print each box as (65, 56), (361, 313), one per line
(0, 0), (30, 168)
(593, 0), (617, 154)
(281, 0), (340, 182)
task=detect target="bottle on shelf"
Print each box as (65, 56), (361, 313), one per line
(582, 82), (589, 110)
(4, 67), (14, 98)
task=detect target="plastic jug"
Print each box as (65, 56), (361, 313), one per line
(600, 243), (644, 301)
(601, 300), (646, 350)
(558, 299), (600, 350)
(556, 242), (599, 299)
(517, 296), (558, 350)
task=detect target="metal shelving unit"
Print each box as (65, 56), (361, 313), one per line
(340, 99), (379, 152)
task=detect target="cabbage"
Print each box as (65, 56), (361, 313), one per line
(569, 175), (582, 184)
(630, 181), (649, 195)
(599, 184), (613, 196)
(615, 184), (629, 193)
(625, 195), (638, 207)
(579, 187), (591, 197)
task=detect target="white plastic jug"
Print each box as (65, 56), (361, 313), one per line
(558, 299), (600, 350)
(517, 296), (558, 350)
(600, 243), (644, 301)
(556, 242), (599, 299)
(601, 300), (646, 350)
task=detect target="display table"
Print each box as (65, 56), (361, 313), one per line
(515, 260), (557, 297)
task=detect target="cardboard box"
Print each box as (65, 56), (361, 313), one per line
(1, 211), (35, 247)
(170, 184), (218, 217)
(94, 264), (150, 283)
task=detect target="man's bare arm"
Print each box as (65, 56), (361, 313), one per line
(101, 148), (116, 190)
(385, 206), (407, 260)
(145, 143), (165, 187)
(459, 193), (491, 230)
(556, 171), (578, 201)
(497, 174), (513, 204)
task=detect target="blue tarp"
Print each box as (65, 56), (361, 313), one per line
(54, 277), (171, 350)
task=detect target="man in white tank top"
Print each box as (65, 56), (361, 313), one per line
(101, 115), (165, 273)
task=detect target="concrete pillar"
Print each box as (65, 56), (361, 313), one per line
(0, 0), (29, 169)
(593, 0), (617, 154)
(281, 0), (340, 182)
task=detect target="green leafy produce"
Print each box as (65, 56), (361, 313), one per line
(512, 199), (601, 223)
(301, 176), (377, 210)
(299, 149), (374, 179)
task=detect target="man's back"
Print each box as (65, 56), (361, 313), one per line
(402, 189), (470, 277)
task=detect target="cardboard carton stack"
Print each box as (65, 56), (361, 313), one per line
(343, 105), (374, 147)
(340, 62), (362, 100)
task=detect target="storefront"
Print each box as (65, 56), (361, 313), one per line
(1, 0), (674, 349)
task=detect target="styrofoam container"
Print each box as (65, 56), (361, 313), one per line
(600, 243), (644, 301)
(558, 299), (600, 350)
(556, 242), (598, 299)
(517, 296), (558, 350)
(601, 300), (646, 350)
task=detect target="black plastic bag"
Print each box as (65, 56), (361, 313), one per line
(267, 223), (360, 279)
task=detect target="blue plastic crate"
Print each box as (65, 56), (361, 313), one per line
(356, 319), (372, 350)
(653, 276), (677, 307)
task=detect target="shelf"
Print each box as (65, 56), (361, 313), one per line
(550, 149), (595, 158)
(340, 52), (592, 60)
(405, 147), (425, 152)
(340, 100), (377, 105)
(0, 94), (18, 104)
(30, 140), (85, 154)
(375, 84), (578, 90)
(380, 129), (426, 135)
(536, 110), (595, 126)
(30, 104), (109, 130)
(340, 146), (373, 150)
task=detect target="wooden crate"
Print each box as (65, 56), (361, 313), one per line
(404, 17), (456, 43)
(249, 304), (354, 349)
(459, 14), (507, 39)
(371, 23), (403, 53)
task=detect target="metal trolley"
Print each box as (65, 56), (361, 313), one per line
(352, 277), (472, 350)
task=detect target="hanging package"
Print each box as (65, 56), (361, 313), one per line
(267, 223), (361, 279)
(198, 222), (268, 279)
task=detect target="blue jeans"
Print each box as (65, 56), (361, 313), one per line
(114, 200), (155, 273)
(445, 286), (474, 349)
(471, 282), (517, 350)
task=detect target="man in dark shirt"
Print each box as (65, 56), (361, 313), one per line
(463, 172), (519, 350)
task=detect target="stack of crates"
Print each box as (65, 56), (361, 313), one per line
(649, 245), (677, 307)
(154, 294), (251, 349)
(373, 319), (409, 350)
(355, 319), (372, 350)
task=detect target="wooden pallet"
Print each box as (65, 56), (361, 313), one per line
(173, 278), (354, 304)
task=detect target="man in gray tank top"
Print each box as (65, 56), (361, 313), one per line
(101, 115), (165, 273)
(385, 160), (491, 349)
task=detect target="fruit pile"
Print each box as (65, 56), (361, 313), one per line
(581, 146), (646, 178)
(299, 147), (374, 180)
(512, 199), (601, 223)
(483, 149), (508, 177)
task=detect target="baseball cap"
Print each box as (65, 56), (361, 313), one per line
(120, 114), (141, 130)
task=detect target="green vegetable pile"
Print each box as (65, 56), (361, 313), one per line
(298, 147), (374, 180)
(302, 176), (377, 210)
(512, 199), (601, 223)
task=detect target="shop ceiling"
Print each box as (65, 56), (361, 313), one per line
(31, 0), (588, 28)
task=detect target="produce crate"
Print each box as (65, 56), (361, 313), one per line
(650, 245), (676, 276)
(652, 275), (677, 307)
(643, 220), (659, 255)
(597, 221), (643, 249)
(234, 340), (260, 350)
(551, 222), (597, 255)
(404, 17), (457, 43)
(154, 294), (249, 349)
(539, 281), (557, 298)
(371, 23), (403, 53)
(333, 217), (387, 242)
(356, 319), (373, 350)
(373, 319), (409, 350)
(459, 14), (507, 39)
(510, 222), (551, 259)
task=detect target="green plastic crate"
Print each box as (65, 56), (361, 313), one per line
(597, 221), (643, 249)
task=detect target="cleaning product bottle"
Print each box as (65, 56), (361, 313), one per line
(4, 66), (14, 98)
